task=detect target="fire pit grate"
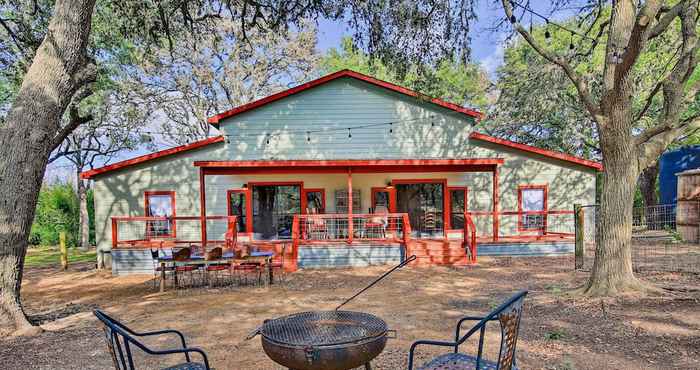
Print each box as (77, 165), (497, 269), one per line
(260, 310), (387, 347)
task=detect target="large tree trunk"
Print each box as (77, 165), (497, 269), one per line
(638, 161), (660, 229)
(583, 112), (645, 295)
(77, 171), (90, 250)
(0, 0), (96, 336)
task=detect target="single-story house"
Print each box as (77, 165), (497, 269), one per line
(81, 70), (600, 275)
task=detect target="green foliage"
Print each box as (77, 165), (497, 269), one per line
(320, 37), (491, 111)
(544, 328), (567, 340)
(30, 183), (80, 247)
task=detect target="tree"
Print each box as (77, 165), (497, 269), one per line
(321, 37), (491, 111)
(29, 183), (80, 248)
(501, 0), (700, 295)
(124, 19), (319, 144)
(0, 0), (477, 335)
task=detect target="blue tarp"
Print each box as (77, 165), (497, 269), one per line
(659, 146), (700, 204)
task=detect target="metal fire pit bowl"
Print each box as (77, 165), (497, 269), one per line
(257, 310), (391, 370)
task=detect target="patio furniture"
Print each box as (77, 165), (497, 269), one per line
(173, 248), (198, 288)
(150, 249), (174, 290)
(408, 290), (528, 370)
(232, 262), (261, 285)
(94, 309), (210, 370)
(267, 244), (287, 284)
(364, 206), (388, 238)
(204, 247), (230, 287)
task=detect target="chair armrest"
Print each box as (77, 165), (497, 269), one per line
(146, 347), (210, 369)
(455, 316), (498, 340)
(408, 339), (457, 370)
(127, 329), (190, 360)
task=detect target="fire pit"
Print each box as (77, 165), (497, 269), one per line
(248, 255), (416, 370)
(258, 310), (391, 370)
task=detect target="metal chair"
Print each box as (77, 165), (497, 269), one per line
(268, 244), (287, 284)
(173, 248), (197, 288)
(150, 249), (174, 290)
(94, 309), (210, 370)
(205, 247), (229, 287)
(408, 291), (528, 370)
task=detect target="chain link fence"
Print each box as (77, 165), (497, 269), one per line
(576, 204), (700, 274)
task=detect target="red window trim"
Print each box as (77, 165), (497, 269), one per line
(371, 187), (396, 213)
(227, 188), (253, 235)
(517, 184), (548, 233)
(144, 191), (176, 238)
(447, 186), (469, 231)
(302, 188), (326, 213)
(391, 178), (449, 238)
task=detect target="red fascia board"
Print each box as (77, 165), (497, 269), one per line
(81, 136), (225, 179)
(469, 132), (603, 171)
(194, 158), (504, 168)
(206, 69), (482, 125)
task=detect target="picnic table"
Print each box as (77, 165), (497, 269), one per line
(157, 250), (274, 292)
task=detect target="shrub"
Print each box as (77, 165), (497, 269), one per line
(29, 182), (80, 247)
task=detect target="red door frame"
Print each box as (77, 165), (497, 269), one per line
(247, 181), (305, 240)
(517, 184), (549, 234)
(391, 178), (449, 239)
(226, 188), (253, 235)
(447, 186), (468, 232)
(302, 188), (326, 213)
(144, 190), (176, 238)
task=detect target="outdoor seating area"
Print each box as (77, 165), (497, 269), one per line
(151, 244), (279, 292)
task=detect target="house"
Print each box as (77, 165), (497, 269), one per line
(81, 70), (601, 275)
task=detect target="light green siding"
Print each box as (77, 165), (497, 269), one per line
(91, 76), (597, 260)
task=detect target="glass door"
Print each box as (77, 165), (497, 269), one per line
(395, 182), (444, 237)
(252, 184), (301, 240)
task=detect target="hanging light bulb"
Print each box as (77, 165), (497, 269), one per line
(306, 131), (311, 142)
(509, 15), (517, 23)
(348, 128), (352, 139)
(569, 32), (575, 50)
(389, 122), (393, 134)
(266, 134), (270, 145)
(225, 136), (230, 144)
(544, 20), (551, 39)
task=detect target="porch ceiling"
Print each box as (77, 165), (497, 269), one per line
(195, 158), (503, 174)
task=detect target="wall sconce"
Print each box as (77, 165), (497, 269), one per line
(385, 181), (394, 189)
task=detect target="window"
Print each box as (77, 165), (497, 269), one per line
(449, 187), (468, 230)
(144, 191), (175, 237)
(519, 185), (547, 232)
(371, 187), (391, 213)
(228, 189), (251, 233)
(252, 183), (301, 240)
(303, 189), (325, 214)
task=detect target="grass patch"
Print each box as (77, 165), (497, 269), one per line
(544, 328), (567, 340)
(25, 245), (95, 267)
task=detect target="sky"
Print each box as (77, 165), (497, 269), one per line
(44, 2), (561, 183)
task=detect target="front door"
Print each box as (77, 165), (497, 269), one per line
(394, 181), (445, 237)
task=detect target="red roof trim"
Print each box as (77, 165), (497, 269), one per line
(206, 69), (482, 125)
(469, 132), (602, 171)
(81, 136), (225, 179)
(194, 158), (503, 168)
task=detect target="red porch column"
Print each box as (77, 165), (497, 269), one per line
(199, 167), (207, 247)
(347, 167), (353, 244)
(492, 166), (499, 242)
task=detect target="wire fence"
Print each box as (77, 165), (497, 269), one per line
(577, 203), (700, 274)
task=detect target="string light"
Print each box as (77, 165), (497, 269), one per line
(265, 133), (270, 145)
(347, 128), (352, 139)
(389, 122), (393, 134)
(306, 131), (311, 142)
(569, 32), (575, 50)
(509, 0), (597, 42)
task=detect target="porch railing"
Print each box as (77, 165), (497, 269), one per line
(111, 215), (237, 249)
(292, 213), (411, 245)
(466, 209), (575, 241)
(463, 212), (477, 263)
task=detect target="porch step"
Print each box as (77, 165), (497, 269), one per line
(405, 239), (470, 267)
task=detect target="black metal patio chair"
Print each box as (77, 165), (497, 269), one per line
(408, 290), (528, 370)
(94, 309), (211, 370)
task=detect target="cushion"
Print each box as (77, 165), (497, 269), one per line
(418, 353), (517, 370)
(162, 362), (207, 370)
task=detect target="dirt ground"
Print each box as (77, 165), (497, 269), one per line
(2, 256), (699, 370)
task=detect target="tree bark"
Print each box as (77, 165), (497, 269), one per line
(638, 161), (660, 229)
(0, 0), (96, 336)
(77, 171), (90, 250)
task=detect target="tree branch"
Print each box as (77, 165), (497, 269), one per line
(501, 0), (603, 122)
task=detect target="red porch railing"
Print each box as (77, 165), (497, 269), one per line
(292, 213), (411, 244)
(111, 215), (237, 249)
(463, 212), (477, 263)
(466, 209), (575, 242)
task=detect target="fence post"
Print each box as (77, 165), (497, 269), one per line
(574, 204), (584, 270)
(59, 231), (68, 270)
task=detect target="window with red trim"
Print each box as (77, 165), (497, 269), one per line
(371, 187), (390, 213)
(144, 191), (175, 237)
(518, 185), (547, 232)
(227, 189), (251, 232)
(303, 189), (325, 214)
(449, 187), (468, 230)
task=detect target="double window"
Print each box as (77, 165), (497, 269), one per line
(518, 185), (547, 232)
(144, 191), (175, 237)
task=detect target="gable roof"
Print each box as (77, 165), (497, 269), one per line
(206, 69), (483, 126)
(80, 136), (224, 179)
(469, 132), (602, 171)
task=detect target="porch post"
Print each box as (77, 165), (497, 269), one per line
(199, 167), (207, 247)
(347, 167), (353, 244)
(492, 166), (499, 242)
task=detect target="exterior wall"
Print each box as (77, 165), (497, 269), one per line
(92, 76), (597, 260)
